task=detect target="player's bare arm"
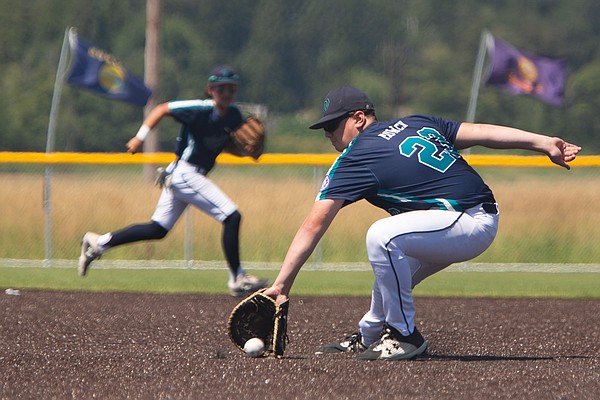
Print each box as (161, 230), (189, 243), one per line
(264, 198), (344, 303)
(454, 122), (582, 169)
(126, 103), (171, 154)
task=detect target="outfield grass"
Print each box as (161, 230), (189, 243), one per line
(2, 165), (600, 300)
(1, 268), (598, 299)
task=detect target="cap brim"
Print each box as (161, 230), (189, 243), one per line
(209, 79), (239, 86)
(309, 111), (347, 130)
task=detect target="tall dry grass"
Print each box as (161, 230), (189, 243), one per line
(477, 168), (600, 262)
(1, 165), (599, 263)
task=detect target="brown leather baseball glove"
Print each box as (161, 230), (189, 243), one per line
(227, 289), (289, 358)
(225, 115), (265, 160)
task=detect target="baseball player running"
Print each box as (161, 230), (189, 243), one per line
(78, 65), (270, 297)
(263, 86), (581, 360)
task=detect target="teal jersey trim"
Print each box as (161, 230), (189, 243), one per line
(376, 188), (463, 212)
(168, 99), (215, 111)
(317, 138), (358, 200)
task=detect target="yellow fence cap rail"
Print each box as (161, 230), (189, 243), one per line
(1, 152), (599, 167)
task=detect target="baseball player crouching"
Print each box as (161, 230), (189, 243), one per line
(78, 65), (270, 297)
(262, 86), (581, 360)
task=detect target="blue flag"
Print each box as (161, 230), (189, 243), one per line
(66, 31), (152, 106)
(486, 35), (567, 106)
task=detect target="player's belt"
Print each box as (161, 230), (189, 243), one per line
(177, 160), (208, 175)
(482, 203), (499, 214)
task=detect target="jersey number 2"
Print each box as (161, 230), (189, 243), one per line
(399, 127), (458, 173)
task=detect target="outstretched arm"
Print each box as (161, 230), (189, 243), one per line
(126, 102), (171, 154)
(263, 198), (344, 304)
(454, 123), (581, 169)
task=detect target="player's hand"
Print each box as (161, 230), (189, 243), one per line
(262, 286), (289, 305)
(547, 137), (581, 170)
(126, 137), (144, 154)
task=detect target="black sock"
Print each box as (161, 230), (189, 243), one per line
(107, 221), (169, 247)
(222, 211), (242, 276)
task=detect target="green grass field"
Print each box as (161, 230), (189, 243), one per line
(1, 267), (598, 299)
(2, 164), (600, 300)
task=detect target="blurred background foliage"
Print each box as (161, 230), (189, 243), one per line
(1, 0), (600, 153)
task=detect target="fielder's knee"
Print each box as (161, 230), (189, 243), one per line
(148, 221), (169, 239)
(366, 220), (398, 265)
(366, 220), (387, 251)
(223, 210), (242, 226)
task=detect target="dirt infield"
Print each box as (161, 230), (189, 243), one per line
(1, 291), (598, 399)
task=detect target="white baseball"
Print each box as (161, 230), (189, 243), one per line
(243, 338), (265, 357)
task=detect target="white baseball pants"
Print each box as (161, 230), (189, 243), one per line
(151, 161), (238, 230)
(358, 203), (499, 345)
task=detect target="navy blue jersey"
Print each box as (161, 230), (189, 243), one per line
(317, 115), (495, 215)
(168, 99), (243, 173)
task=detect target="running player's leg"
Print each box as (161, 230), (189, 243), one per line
(222, 210), (242, 273)
(78, 189), (185, 276)
(173, 166), (269, 295)
(172, 167), (238, 274)
(98, 188), (185, 251)
(100, 221), (169, 246)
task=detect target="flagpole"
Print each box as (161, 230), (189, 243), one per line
(143, 0), (161, 181)
(465, 29), (491, 123)
(43, 26), (72, 266)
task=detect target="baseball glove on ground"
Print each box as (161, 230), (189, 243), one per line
(225, 116), (265, 160)
(227, 289), (289, 358)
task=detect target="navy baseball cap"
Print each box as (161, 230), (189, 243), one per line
(208, 65), (240, 85)
(309, 86), (375, 129)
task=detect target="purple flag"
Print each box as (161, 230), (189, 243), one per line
(66, 30), (152, 106)
(486, 36), (567, 106)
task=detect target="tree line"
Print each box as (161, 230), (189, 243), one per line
(1, 0), (600, 153)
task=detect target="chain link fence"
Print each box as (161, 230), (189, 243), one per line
(1, 153), (600, 272)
